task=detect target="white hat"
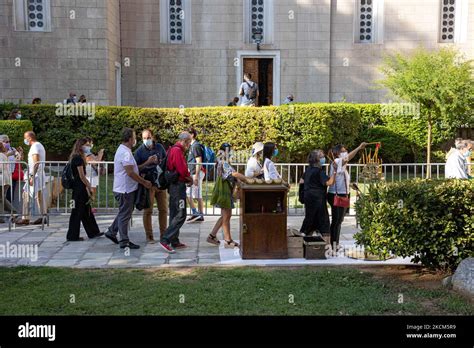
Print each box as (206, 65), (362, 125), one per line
(252, 142), (264, 155)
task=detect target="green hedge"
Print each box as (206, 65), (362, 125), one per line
(355, 179), (474, 271)
(0, 120), (34, 149)
(0, 103), (361, 161)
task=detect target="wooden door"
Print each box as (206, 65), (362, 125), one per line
(242, 58), (273, 106)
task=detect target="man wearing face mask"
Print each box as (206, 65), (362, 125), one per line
(134, 129), (168, 243)
(159, 132), (193, 254)
(327, 142), (367, 248)
(105, 128), (152, 250)
(445, 140), (473, 179)
(8, 109), (22, 120)
(16, 131), (47, 225)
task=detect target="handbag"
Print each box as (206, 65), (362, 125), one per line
(334, 168), (350, 208)
(12, 162), (24, 181)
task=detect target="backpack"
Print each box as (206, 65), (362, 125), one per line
(156, 146), (179, 190)
(61, 162), (75, 190)
(246, 82), (258, 100)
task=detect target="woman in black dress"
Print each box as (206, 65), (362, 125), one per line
(299, 150), (337, 237)
(66, 138), (104, 241)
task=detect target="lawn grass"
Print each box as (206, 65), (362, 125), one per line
(0, 266), (471, 316)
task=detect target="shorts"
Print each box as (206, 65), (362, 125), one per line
(187, 170), (204, 199)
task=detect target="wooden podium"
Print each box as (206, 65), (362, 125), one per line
(239, 183), (289, 259)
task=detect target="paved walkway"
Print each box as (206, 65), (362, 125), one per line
(0, 214), (412, 268)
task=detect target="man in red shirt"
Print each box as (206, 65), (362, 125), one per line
(159, 132), (193, 253)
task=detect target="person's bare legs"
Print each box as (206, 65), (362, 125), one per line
(221, 208), (232, 241)
(210, 216), (223, 237)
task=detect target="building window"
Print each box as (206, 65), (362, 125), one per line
(244, 0), (274, 45)
(160, 0), (191, 44)
(354, 0), (384, 44)
(439, 0), (469, 43)
(13, 0), (51, 32)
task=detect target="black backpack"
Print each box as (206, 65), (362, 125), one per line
(156, 146), (179, 190)
(61, 163), (75, 190)
(246, 82), (258, 100)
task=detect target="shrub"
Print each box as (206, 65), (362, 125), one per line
(355, 179), (474, 271)
(0, 120), (34, 149)
(362, 125), (414, 163)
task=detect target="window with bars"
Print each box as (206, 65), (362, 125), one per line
(160, 0), (191, 44)
(354, 0), (383, 44)
(439, 0), (469, 43)
(245, 0), (273, 44)
(13, 0), (51, 32)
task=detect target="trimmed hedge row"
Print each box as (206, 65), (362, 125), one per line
(0, 103), (361, 161)
(354, 179), (474, 271)
(0, 120), (34, 149)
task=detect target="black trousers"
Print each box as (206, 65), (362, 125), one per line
(161, 182), (186, 246)
(67, 186), (101, 240)
(327, 192), (349, 247)
(300, 190), (330, 235)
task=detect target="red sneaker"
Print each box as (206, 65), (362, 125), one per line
(159, 241), (176, 254)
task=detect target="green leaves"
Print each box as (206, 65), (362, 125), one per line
(355, 179), (474, 271)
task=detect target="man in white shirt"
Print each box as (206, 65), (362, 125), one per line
(16, 131), (47, 225)
(445, 140), (472, 179)
(105, 128), (152, 250)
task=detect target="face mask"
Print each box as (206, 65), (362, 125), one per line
(16, 114), (22, 120)
(24, 139), (30, 146)
(464, 150), (472, 158)
(273, 148), (279, 157)
(90, 144), (94, 150)
(340, 151), (348, 159)
(4, 143), (10, 150)
(144, 139), (153, 147)
(82, 146), (91, 154)
(319, 158), (326, 166)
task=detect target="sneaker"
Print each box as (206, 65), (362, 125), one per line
(172, 242), (187, 250)
(159, 241), (176, 254)
(187, 214), (201, 222)
(120, 241), (140, 249)
(105, 232), (119, 245)
(195, 215), (204, 222)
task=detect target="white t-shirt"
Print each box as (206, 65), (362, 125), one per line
(445, 150), (468, 179)
(263, 158), (281, 181)
(245, 157), (262, 178)
(240, 81), (258, 106)
(28, 141), (46, 190)
(113, 144), (139, 194)
(328, 158), (350, 194)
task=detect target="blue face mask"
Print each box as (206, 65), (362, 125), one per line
(319, 158), (326, 166)
(144, 139), (153, 148)
(82, 146), (92, 154)
(16, 114), (22, 120)
(464, 150), (472, 158)
(23, 139), (30, 146)
(273, 148), (279, 157)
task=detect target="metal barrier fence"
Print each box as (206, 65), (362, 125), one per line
(0, 161), (471, 228)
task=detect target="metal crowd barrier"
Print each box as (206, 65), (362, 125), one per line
(0, 161), (470, 230)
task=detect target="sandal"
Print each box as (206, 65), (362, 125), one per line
(224, 240), (239, 249)
(206, 234), (220, 246)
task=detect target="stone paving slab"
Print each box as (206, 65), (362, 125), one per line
(0, 214), (413, 268)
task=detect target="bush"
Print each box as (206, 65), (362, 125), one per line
(362, 126), (414, 163)
(355, 179), (474, 271)
(0, 120), (34, 149)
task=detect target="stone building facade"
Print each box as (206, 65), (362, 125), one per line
(0, 0), (473, 107)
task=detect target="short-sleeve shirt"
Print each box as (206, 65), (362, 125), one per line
(113, 144), (139, 194)
(187, 141), (204, 175)
(304, 166), (329, 193)
(263, 158), (281, 181)
(328, 158), (350, 194)
(28, 142), (46, 176)
(134, 142), (167, 176)
(70, 155), (86, 188)
(217, 159), (235, 181)
(245, 157), (263, 178)
(240, 81), (258, 105)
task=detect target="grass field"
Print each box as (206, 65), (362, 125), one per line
(0, 266), (471, 316)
